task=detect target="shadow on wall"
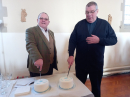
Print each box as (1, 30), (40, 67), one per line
(105, 33), (130, 69)
(0, 23), (7, 32)
(7, 60), (29, 79)
(0, 0), (8, 32)
(121, 40), (130, 65)
(54, 33), (76, 74)
(61, 36), (75, 73)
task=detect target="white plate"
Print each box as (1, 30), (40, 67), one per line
(58, 83), (75, 90)
(32, 85), (51, 93)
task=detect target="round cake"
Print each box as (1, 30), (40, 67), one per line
(34, 79), (49, 92)
(59, 76), (73, 89)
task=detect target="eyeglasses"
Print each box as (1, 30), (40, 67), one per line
(86, 9), (97, 14)
(39, 18), (49, 21)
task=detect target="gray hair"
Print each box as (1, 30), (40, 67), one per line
(86, 1), (98, 10)
(37, 12), (49, 20)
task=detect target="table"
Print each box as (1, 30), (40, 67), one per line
(9, 73), (94, 97)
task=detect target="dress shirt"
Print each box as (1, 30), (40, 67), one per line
(39, 26), (49, 41)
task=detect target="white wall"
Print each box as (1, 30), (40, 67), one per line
(0, 33), (76, 79)
(2, 0), (123, 33)
(0, 32), (130, 79)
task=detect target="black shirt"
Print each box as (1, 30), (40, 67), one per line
(87, 19), (97, 34)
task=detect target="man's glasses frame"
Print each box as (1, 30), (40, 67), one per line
(38, 18), (49, 21)
(86, 9), (97, 14)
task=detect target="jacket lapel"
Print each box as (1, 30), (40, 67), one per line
(35, 25), (50, 50)
(48, 30), (54, 39)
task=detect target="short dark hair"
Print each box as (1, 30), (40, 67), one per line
(37, 12), (49, 20)
(86, 1), (98, 10)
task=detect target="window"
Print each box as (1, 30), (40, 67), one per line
(124, 0), (130, 24)
(120, 0), (130, 32)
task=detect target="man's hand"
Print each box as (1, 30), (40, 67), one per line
(86, 35), (100, 44)
(34, 59), (43, 71)
(67, 56), (74, 68)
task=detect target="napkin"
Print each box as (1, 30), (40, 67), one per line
(14, 86), (31, 96)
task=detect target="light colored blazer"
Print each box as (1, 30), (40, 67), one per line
(26, 25), (58, 74)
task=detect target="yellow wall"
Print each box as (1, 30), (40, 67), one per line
(2, 0), (123, 33)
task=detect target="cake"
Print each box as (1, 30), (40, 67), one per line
(59, 76), (73, 89)
(34, 79), (49, 92)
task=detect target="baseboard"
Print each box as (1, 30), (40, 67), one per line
(103, 66), (130, 76)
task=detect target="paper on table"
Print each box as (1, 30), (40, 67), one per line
(15, 78), (34, 86)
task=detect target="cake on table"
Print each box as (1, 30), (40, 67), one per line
(34, 79), (49, 92)
(59, 76), (74, 89)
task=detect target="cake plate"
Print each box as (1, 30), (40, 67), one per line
(32, 85), (51, 94)
(58, 83), (75, 90)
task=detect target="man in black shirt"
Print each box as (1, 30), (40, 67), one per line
(67, 1), (117, 97)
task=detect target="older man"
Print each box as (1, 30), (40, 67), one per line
(26, 12), (58, 77)
(67, 1), (117, 97)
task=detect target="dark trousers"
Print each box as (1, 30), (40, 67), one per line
(30, 64), (53, 77)
(76, 67), (103, 97)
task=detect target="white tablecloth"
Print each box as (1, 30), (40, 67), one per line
(8, 73), (94, 97)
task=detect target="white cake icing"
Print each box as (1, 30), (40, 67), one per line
(34, 79), (49, 92)
(59, 76), (73, 89)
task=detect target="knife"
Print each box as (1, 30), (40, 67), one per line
(39, 67), (41, 80)
(29, 82), (34, 85)
(67, 65), (71, 78)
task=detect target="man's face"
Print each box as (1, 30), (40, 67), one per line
(85, 5), (98, 23)
(37, 13), (50, 30)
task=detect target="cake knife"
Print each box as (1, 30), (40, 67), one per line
(39, 67), (41, 80)
(39, 71), (41, 79)
(67, 65), (71, 78)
